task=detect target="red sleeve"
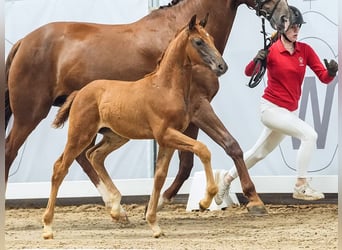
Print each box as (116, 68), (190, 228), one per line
(245, 60), (257, 76)
(305, 44), (335, 83)
(245, 60), (263, 76)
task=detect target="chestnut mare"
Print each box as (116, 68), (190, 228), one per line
(5, 0), (289, 214)
(42, 15), (227, 238)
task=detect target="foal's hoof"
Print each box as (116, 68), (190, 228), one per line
(112, 213), (130, 223)
(198, 202), (208, 212)
(42, 225), (54, 240)
(153, 230), (165, 238)
(247, 205), (268, 216)
(42, 231), (54, 240)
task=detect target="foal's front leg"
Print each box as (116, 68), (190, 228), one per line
(161, 128), (218, 210)
(146, 147), (175, 238)
(160, 122), (199, 207)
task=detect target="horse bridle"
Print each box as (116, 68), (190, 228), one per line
(247, 17), (272, 88)
(245, 0), (287, 88)
(254, 0), (282, 21)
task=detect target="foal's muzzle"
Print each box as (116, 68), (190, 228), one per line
(213, 60), (228, 77)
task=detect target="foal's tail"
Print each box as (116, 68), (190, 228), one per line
(5, 40), (22, 129)
(52, 91), (79, 128)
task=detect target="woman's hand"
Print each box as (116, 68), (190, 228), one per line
(253, 49), (268, 62)
(324, 59), (338, 77)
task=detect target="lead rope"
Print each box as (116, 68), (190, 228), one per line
(247, 18), (273, 88)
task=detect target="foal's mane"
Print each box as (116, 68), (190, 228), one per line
(143, 24), (189, 78)
(160, 0), (184, 9)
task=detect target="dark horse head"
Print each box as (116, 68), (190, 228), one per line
(253, 0), (290, 32)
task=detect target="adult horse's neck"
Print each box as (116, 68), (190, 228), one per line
(149, 0), (255, 54)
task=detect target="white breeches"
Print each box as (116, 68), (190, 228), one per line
(229, 98), (317, 179)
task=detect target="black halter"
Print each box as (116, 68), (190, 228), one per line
(254, 0), (282, 21)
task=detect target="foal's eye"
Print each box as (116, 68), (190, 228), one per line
(194, 38), (204, 46)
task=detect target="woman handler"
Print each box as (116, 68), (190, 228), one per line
(215, 6), (338, 203)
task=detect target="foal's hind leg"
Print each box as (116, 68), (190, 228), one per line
(42, 121), (99, 239)
(42, 136), (97, 239)
(86, 130), (129, 222)
(42, 154), (69, 239)
(75, 137), (114, 206)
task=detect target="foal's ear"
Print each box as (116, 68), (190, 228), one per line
(189, 14), (197, 30)
(199, 13), (209, 28)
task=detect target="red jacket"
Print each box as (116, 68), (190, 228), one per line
(245, 39), (334, 111)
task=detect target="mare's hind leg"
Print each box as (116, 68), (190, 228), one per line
(146, 146), (175, 238)
(86, 130), (129, 222)
(5, 107), (50, 184)
(191, 99), (266, 214)
(42, 126), (98, 239)
(159, 122), (199, 208)
(6, 70), (56, 185)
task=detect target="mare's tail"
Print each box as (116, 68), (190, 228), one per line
(52, 91), (79, 128)
(5, 40), (22, 129)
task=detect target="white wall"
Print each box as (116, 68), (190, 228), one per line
(5, 0), (338, 199)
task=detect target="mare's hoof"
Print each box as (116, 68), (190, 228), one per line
(157, 196), (173, 211)
(247, 205), (268, 216)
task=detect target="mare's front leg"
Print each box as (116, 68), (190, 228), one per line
(146, 146), (175, 238)
(191, 98), (267, 214)
(160, 123), (199, 206)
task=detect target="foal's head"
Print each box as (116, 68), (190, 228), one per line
(185, 15), (228, 77)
